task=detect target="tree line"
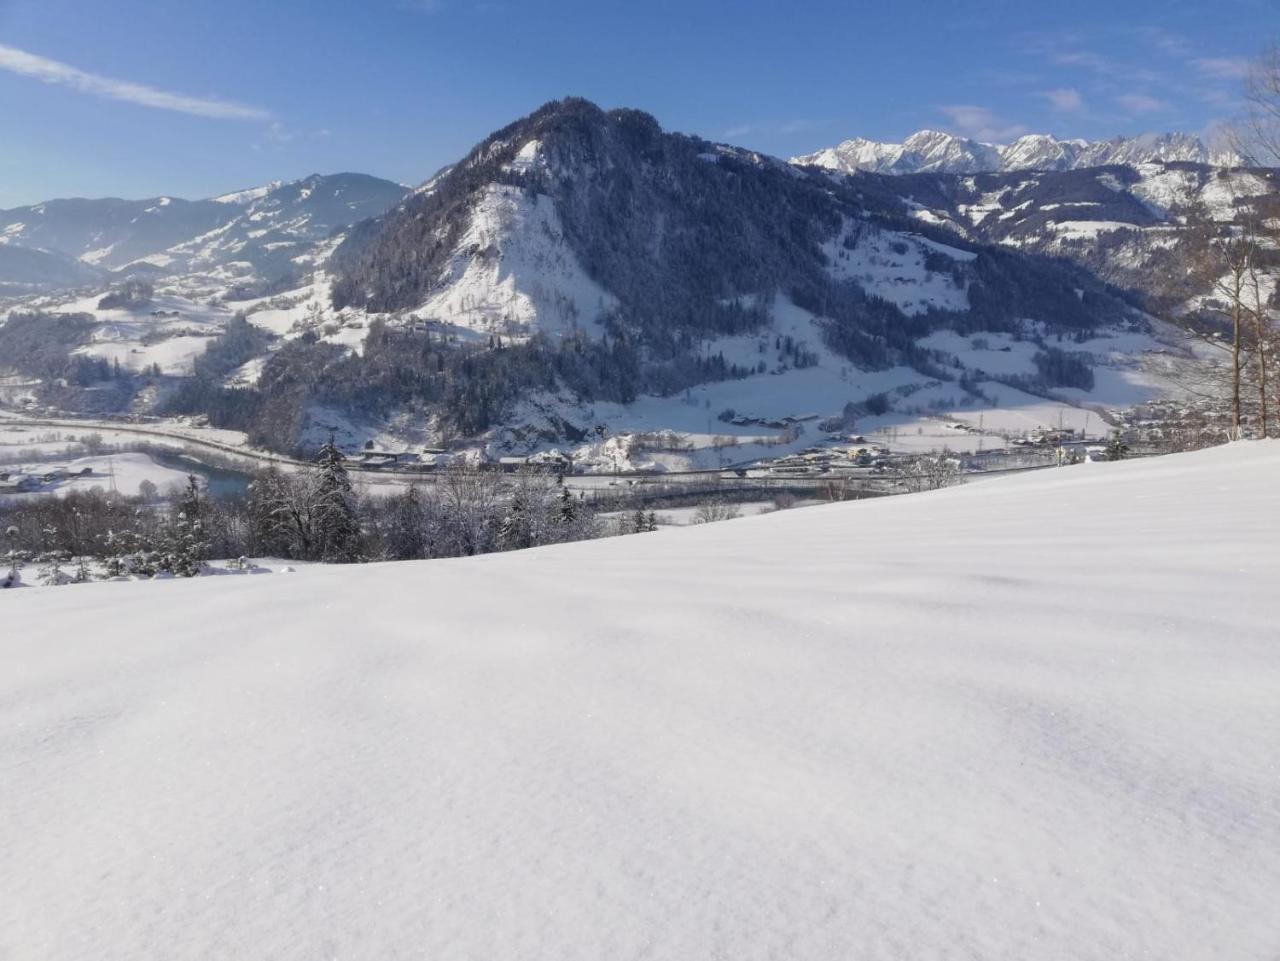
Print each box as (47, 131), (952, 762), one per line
(1, 440), (605, 587)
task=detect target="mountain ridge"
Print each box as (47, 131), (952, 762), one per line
(0, 173), (408, 279)
(793, 129), (1239, 175)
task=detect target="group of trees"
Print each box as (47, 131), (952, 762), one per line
(2, 474), (210, 586)
(166, 311), (778, 452)
(1031, 346), (1096, 391)
(896, 454), (961, 493)
(165, 321), (634, 451)
(1161, 46), (1280, 441)
(1, 441), (603, 586)
(162, 313), (273, 415)
(0, 310), (140, 411)
(246, 436), (362, 561)
(0, 311), (120, 386)
(358, 459), (598, 560)
(1212, 216), (1271, 438)
(96, 278), (154, 311)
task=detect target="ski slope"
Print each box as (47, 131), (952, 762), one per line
(3, 443), (1279, 960)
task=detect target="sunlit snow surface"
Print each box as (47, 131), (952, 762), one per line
(3, 443), (1279, 959)
(419, 184), (616, 340)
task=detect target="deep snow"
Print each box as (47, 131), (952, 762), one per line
(2, 443), (1279, 960)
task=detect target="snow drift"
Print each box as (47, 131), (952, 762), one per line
(3, 443), (1279, 960)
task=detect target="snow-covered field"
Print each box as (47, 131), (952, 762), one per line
(3, 442), (1278, 959)
(600, 498), (820, 527)
(0, 452), (195, 498)
(36, 291), (234, 377)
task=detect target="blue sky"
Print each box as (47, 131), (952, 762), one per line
(0, 0), (1273, 206)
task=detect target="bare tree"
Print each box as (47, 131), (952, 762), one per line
(1235, 44), (1280, 437)
(1246, 252), (1272, 437)
(433, 462), (503, 556)
(1236, 43), (1280, 168)
(896, 454), (961, 493)
(1216, 222), (1258, 439)
(692, 499), (741, 524)
(1174, 203), (1259, 438)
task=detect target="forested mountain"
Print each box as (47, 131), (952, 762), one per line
(331, 98), (1131, 359)
(8, 98), (1250, 457)
(153, 97), (1131, 448)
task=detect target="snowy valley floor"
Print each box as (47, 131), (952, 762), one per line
(3, 444), (1279, 960)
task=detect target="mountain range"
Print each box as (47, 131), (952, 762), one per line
(0, 98), (1266, 458)
(0, 174), (407, 292)
(792, 129), (1237, 175)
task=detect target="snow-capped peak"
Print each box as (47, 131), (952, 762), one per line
(211, 181), (284, 205)
(897, 130), (1003, 173)
(792, 130), (1241, 175)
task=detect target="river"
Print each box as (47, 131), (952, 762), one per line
(146, 449), (253, 499)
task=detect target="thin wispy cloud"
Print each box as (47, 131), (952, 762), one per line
(979, 67), (1043, 87)
(1051, 50), (1113, 74)
(1116, 92), (1171, 114)
(1043, 44), (1163, 85)
(723, 118), (822, 142)
(255, 121), (334, 151)
(1026, 29), (1250, 134)
(938, 105), (1028, 143)
(1042, 87), (1085, 112)
(1133, 26), (1190, 57)
(263, 122), (296, 145)
(0, 43), (271, 121)
(777, 118), (822, 135)
(1193, 56), (1250, 80)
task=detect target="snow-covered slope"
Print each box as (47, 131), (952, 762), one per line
(0, 242), (102, 292)
(416, 182), (617, 340)
(794, 129), (1238, 174)
(824, 218), (973, 315)
(156, 173), (408, 277)
(866, 161), (1280, 321)
(211, 181), (284, 206)
(0, 175), (407, 276)
(0, 196), (231, 271)
(4, 442), (1278, 960)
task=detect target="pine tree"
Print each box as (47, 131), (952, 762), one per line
(557, 483), (576, 523)
(384, 485), (428, 559)
(104, 522), (157, 577)
(3, 548), (26, 588)
(498, 496), (529, 551)
(162, 475), (210, 577)
(313, 434), (361, 562)
(36, 529), (67, 585)
(499, 477), (545, 551)
(247, 467), (299, 558)
(1105, 430), (1129, 462)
